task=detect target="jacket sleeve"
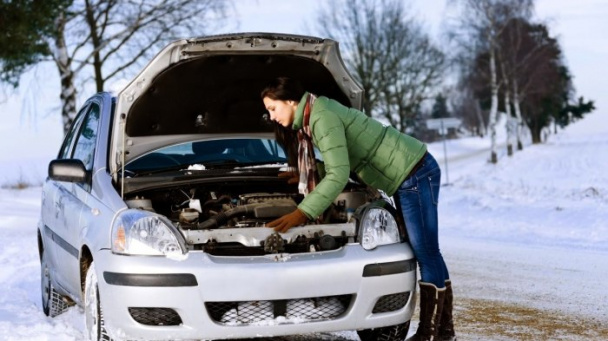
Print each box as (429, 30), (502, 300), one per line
(297, 105), (350, 219)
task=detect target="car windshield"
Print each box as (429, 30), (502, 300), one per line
(125, 138), (288, 173)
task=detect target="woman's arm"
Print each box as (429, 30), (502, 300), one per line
(297, 107), (350, 219)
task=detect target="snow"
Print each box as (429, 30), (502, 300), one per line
(0, 110), (607, 339)
(187, 164), (206, 171)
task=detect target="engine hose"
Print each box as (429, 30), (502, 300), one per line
(203, 195), (231, 209)
(196, 203), (260, 229)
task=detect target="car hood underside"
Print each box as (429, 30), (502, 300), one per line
(111, 33), (363, 174)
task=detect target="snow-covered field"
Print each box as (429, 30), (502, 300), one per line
(0, 111), (606, 340)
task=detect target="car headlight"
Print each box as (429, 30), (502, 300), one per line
(112, 210), (185, 256)
(359, 207), (400, 250)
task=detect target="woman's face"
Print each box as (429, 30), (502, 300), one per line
(263, 97), (297, 128)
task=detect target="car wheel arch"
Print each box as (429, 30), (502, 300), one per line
(80, 246), (94, 298)
(37, 230), (44, 261)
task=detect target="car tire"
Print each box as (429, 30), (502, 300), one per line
(85, 262), (113, 341)
(357, 321), (410, 341)
(40, 249), (70, 317)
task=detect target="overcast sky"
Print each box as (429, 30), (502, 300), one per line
(229, 0), (608, 115)
(1, 0), (606, 165)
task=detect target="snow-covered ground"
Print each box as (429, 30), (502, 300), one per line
(0, 110), (606, 340)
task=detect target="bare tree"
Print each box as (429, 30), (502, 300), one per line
(49, 0), (230, 133)
(498, 18), (565, 148)
(497, 16), (549, 153)
(449, 0), (533, 163)
(317, 0), (445, 132)
(379, 17), (446, 133)
(450, 85), (487, 137)
(498, 50), (515, 155)
(317, 0), (386, 116)
(449, 40), (488, 137)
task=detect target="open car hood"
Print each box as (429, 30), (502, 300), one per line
(110, 33), (363, 178)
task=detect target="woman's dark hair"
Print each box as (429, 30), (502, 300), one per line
(260, 77), (305, 102)
(261, 77), (305, 168)
(274, 121), (298, 167)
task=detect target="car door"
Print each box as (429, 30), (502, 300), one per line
(52, 100), (102, 295)
(42, 104), (89, 282)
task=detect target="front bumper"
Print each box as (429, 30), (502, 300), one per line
(95, 242), (417, 340)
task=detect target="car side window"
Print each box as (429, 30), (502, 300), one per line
(58, 104), (89, 159)
(71, 103), (101, 171)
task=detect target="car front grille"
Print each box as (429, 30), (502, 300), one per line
(206, 295), (352, 325)
(372, 292), (410, 313)
(128, 307), (182, 326)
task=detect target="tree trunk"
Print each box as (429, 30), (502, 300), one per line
(501, 60), (513, 157)
(58, 65), (78, 135)
(475, 99), (486, 137)
(84, 0), (104, 92)
(512, 80), (524, 150)
(53, 13), (78, 135)
(504, 90), (513, 156)
(530, 120), (542, 144)
(488, 47), (499, 163)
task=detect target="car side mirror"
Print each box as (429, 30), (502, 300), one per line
(49, 159), (89, 183)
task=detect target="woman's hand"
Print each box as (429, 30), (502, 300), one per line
(266, 209), (308, 233)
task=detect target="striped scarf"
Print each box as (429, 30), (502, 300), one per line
(297, 93), (319, 196)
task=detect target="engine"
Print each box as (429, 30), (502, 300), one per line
(124, 181), (377, 255)
(126, 183), (374, 227)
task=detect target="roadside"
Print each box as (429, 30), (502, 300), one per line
(454, 297), (608, 340)
(439, 235), (608, 341)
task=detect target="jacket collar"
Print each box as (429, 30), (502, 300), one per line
(291, 92), (310, 130)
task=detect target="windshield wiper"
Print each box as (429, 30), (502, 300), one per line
(202, 160), (286, 169)
(126, 164), (189, 176)
(127, 159), (286, 176)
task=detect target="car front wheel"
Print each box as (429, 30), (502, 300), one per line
(357, 321), (411, 341)
(85, 262), (113, 341)
(40, 249), (70, 317)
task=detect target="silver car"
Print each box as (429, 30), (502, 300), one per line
(38, 33), (417, 341)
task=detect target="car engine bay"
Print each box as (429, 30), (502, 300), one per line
(124, 179), (379, 255)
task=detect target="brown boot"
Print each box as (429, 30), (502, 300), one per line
(438, 280), (457, 341)
(406, 282), (446, 341)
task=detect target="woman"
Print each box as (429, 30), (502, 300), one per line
(261, 77), (456, 341)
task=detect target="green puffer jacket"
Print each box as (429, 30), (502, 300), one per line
(293, 92), (427, 219)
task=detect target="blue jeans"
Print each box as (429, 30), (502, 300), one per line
(395, 152), (449, 288)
